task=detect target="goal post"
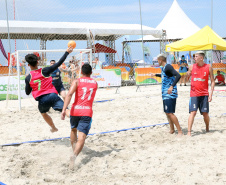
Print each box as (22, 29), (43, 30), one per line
(6, 49), (92, 111)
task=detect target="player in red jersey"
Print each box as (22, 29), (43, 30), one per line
(214, 70), (225, 85)
(61, 63), (97, 169)
(186, 51), (215, 136)
(25, 47), (73, 132)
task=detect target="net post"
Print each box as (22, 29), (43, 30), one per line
(79, 52), (82, 78)
(89, 49), (92, 65)
(6, 53), (13, 108)
(17, 50), (21, 111)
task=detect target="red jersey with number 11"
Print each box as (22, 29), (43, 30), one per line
(30, 68), (58, 100)
(70, 77), (98, 117)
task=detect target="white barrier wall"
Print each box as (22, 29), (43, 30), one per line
(91, 69), (121, 88)
(0, 75), (29, 100)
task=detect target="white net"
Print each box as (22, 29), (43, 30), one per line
(5, 49), (92, 110)
(0, 0), (225, 108)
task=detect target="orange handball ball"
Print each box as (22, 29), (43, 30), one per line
(68, 40), (76, 49)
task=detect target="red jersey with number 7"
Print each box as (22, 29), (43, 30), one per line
(71, 77), (98, 117)
(29, 68), (58, 100)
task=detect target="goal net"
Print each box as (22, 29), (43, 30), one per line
(5, 49), (92, 110)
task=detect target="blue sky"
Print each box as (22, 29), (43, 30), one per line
(0, 0), (225, 65)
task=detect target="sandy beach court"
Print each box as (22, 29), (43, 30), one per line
(1, 85), (226, 184)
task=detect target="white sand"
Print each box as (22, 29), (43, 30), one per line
(1, 85), (226, 184)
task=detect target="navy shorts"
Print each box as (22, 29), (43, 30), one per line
(163, 98), (176, 113)
(38, 93), (64, 113)
(54, 84), (65, 95)
(70, 116), (92, 135)
(189, 96), (209, 114)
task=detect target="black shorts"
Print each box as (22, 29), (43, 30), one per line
(38, 93), (64, 113)
(189, 96), (209, 114)
(163, 98), (176, 113)
(70, 116), (92, 135)
(54, 84), (65, 94)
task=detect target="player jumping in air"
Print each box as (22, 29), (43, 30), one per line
(25, 47), (73, 132)
(61, 63), (98, 169)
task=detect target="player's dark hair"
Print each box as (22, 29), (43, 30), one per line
(217, 70), (220, 72)
(82, 63), (92, 75)
(25, 54), (38, 67)
(50, 60), (56, 63)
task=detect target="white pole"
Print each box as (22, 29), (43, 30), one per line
(5, 0), (11, 54)
(90, 49), (92, 65)
(5, 0), (12, 108)
(79, 52), (82, 78)
(16, 49), (91, 53)
(6, 53), (14, 108)
(17, 50), (21, 111)
(211, 0), (213, 29)
(139, 0), (145, 67)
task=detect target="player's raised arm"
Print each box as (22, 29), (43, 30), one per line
(61, 79), (78, 120)
(43, 47), (73, 76)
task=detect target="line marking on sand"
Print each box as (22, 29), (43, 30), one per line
(2, 112), (226, 147)
(0, 182), (7, 185)
(94, 99), (114, 103)
(214, 89), (226, 92)
(0, 122), (169, 147)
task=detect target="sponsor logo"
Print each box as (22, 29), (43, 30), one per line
(165, 105), (167, 110)
(194, 78), (205, 82)
(74, 105), (91, 109)
(80, 79), (96, 83)
(193, 104), (196, 109)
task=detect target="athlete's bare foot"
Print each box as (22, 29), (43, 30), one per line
(206, 128), (210, 133)
(187, 131), (191, 136)
(169, 130), (175, 134)
(69, 155), (76, 170)
(177, 131), (184, 137)
(50, 127), (58, 133)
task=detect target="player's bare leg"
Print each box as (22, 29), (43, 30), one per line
(183, 75), (187, 85)
(60, 90), (66, 101)
(69, 130), (86, 169)
(166, 113), (183, 136)
(202, 112), (210, 132)
(166, 114), (175, 134)
(69, 128), (77, 169)
(41, 113), (58, 132)
(187, 111), (197, 136)
(180, 75), (184, 86)
(70, 128), (77, 150)
(69, 128), (79, 169)
(73, 131), (86, 156)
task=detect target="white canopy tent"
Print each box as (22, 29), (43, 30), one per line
(0, 20), (162, 41)
(138, 0), (200, 41)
